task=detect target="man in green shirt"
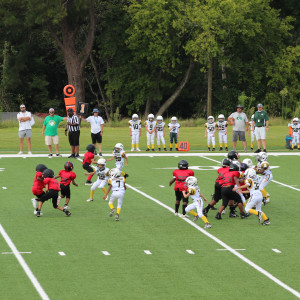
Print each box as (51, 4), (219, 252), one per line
(252, 103), (269, 153)
(42, 108), (67, 157)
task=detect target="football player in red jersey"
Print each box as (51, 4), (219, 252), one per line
(83, 144), (98, 185)
(169, 160), (194, 216)
(203, 158), (231, 216)
(54, 161), (78, 210)
(215, 163), (248, 220)
(35, 169), (71, 217)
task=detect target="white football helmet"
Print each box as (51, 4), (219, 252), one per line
(109, 168), (121, 178)
(171, 116), (177, 123)
(218, 114), (225, 121)
(208, 116), (214, 123)
(244, 168), (256, 180)
(132, 114), (138, 121)
(114, 143), (124, 153)
(157, 115), (163, 123)
(242, 158), (253, 168)
(186, 176), (198, 187)
(293, 117), (299, 123)
(148, 114), (154, 121)
(257, 152), (268, 162)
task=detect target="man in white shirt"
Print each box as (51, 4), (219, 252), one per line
(80, 108), (104, 155)
(17, 104), (33, 155)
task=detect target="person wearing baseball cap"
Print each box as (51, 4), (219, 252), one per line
(80, 108), (104, 156)
(252, 103), (269, 152)
(17, 104), (33, 155)
(228, 104), (249, 152)
(65, 108), (80, 158)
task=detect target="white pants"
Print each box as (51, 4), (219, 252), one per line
(109, 191), (125, 209)
(90, 178), (107, 190)
(255, 127), (266, 140)
(207, 134), (215, 146)
(259, 173), (273, 190)
(116, 161), (124, 170)
(131, 132), (140, 145)
(251, 131), (256, 143)
(147, 133), (155, 146)
(185, 199), (204, 217)
(156, 132), (165, 146)
(292, 135), (299, 145)
(245, 193), (263, 213)
(218, 132), (227, 144)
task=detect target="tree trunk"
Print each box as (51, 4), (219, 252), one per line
(144, 97), (152, 118)
(156, 57), (194, 116)
(207, 57), (213, 117)
(221, 47), (227, 90)
(0, 41), (10, 111)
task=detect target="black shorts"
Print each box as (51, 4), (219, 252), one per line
(68, 131), (80, 146)
(34, 191), (45, 199)
(39, 189), (59, 209)
(91, 132), (102, 144)
(213, 182), (222, 203)
(175, 189), (188, 203)
(221, 186), (242, 207)
(83, 162), (93, 173)
(170, 132), (178, 144)
(60, 184), (70, 198)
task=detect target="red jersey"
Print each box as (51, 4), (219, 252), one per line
(43, 178), (61, 191)
(221, 170), (240, 187)
(32, 171), (44, 195)
(82, 152), (94, 165)
(173, 169), (194, 191)
(58, 170), (76, 186)
(216, 167), (229, 185)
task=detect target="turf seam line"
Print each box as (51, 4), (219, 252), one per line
(126, 184), (300, 299)
(0, 224), (50, 300)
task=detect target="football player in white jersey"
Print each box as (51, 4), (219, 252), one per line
(104, 168), (126, 221)
(155, 115), (167, 151)
(145, 113), (156, 151)
(85, 158), (110, 202)
(249, 114), (256, 150)
(129, 114), (141, 151)
(233, 168), (270, 225)
(182, 176), (212, 228)
(254, 152), (273, 205)
(106, 143), (129, 177)
(216, 114), (228, 151)
(205, 116), (216, 151)
(289, 117), (300, 150)
(168, 116), (180, 151)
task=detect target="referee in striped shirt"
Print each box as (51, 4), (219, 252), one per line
(65, 108), (80, 158)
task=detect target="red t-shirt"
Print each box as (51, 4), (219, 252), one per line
(32, 171), (44, 195)
(173, 169), (195, 191)
(82, 152), (94, 165)
(216, 167), (229, 184)
(221, 170), (240, 187)
(58, 170), (76, 186)
(43, 178), (61, 191)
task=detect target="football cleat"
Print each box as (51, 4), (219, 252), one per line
(85, 181), (93, 186)
(115, 214), (119, 221)
(136, 148), (141, 151)
(219, 147), (223, 151)
(215, 212), (222, 220)
(36, 210), (41, 217)
(182, 214), (190, 218)
(204, 223), (212, 229)
(212, 148), (215, 151)
(65, 211), (71, 217)
(86, 198), (94, 202)
(229, 212), (238, 218)
(193, 215), (199, 222)
(241, 212), (250, 219)
(131, 148), (134, 152)
(262, 219), (270, 225)
(174, 212), (178, 216)
(202, 208), (208, 217)
(225, 147), (228, 151)
(146, 149), (150, 152)
(109, 208), (116, 217)
(33, 210), (43, 215)
(48, 153), (53, 157)
(56, 153), (62, 157)
(164, 148), (167, 151)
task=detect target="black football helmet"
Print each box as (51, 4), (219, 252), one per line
(86, 144), (96, 153)
(64, 161), (74, 171)
(228, 150), (239, 160)
(178, 160), (188, 169)
(42, 169), (54, 178)
(221, 158), (231, 167)
(229, 163), (239, 171)
(36, 164), (47, 172)
(240, 163), (248, 172)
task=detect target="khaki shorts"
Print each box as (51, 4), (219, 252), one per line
(255, 127), (266, 140)
(45, 135), (59, 145)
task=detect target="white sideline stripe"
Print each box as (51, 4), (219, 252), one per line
(216, 249), (246, 251)
(102, 251), (110, 256)
(272, 249), (282, 253)
(201, 156), (300, 193)
(0, 224), (50, 300)
(144, 250), (152, 255)
(2, 252), (32, 254)
(58, 252), (66, 256)
(126, 184), (300, 299)
(186, 249), (195, 255)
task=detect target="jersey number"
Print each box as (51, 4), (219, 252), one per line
(133, 124), (139, 130)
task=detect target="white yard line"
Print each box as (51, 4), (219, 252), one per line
(0, 224), (50, 300)
(272, 249), (282, 253)
(58, 252), (66, 256)
(2, 252), (32, 254)
(216, 249), (246, 251)
(144, 250), (152, 255)
(186, 250), (195, 255)
(102, 251), (110, 256)
(126, 184), (300, 299)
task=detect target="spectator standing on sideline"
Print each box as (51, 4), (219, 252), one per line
(65, 108), (80, 158)
(228, 104), (249, 152)
(252, 103), (269, 153)
(42, 108), (67, 157)
(80, 108), (104, 156)
(17, 104), (33, 155)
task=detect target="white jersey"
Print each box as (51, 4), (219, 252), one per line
(205, 122), (216, 135)
(17, 111), (32, 131)
(156, 121), (165, 134)
(108, 177), (126, 192)
(245, 177), (261, 196)
(128, 120), (141, 133)
(216, 121), (227, 133)
(290, 123), (300, 136)
(113, 150), (126, 167)
(145, 120), (156, 133)
(188, 185), (202, 202)
(95, 167), (109, 181)
(168, 122), (180, 133)
(250, 120), (255, 131)
(257, 161), (272, 176)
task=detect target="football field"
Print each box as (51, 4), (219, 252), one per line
(0, 153), (300, 299)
